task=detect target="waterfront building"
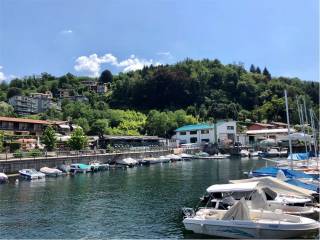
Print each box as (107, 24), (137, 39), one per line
(0, 116), (51, 136)
(247, 123), (274, 131)
(246, 128), (296, 144)
(174, 120), (237, 146)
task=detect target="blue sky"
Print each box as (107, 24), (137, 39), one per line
(0, 0), (318, 81)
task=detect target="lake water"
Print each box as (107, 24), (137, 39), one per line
(0, 158), (270, 239)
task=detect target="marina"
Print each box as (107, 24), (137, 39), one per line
(0, 157), (277, 239)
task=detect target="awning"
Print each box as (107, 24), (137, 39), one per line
(206, 182), (259, 193)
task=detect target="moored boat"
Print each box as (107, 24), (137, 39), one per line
(183, 198), (320, 239)
(19, 169), (46, 180)
(116, 157), (138, 167)
(40, 167), (63, 177)
(0, 172), (8, 183)
(69, 163), (91, 173)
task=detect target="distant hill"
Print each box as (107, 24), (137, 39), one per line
(0, 58), (318, 126)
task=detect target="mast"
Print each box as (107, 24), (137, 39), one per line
(310, 109), (319, 169)
(285, 90), (293, 170)
(303, 97), (312, 152)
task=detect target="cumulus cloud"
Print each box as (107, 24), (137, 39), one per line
(74, 53), (160, 76)
(0, 66), (6, 81)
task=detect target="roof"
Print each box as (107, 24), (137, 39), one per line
(250, 122), (274, 127)
(0, 116), (51, 125)
(175, 123), (214, 132)
(206, 182), (259, 193)
(246, 128), (296, 135)
(102, 135), (163, 141)
(271, 121), (288, 126)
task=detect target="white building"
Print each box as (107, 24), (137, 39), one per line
(174, 120), (237, 146)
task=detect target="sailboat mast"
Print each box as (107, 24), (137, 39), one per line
(303, 97), (312, 152)
(285, 90), (293, 170)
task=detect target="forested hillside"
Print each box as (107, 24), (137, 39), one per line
(0, 58), (318, 137)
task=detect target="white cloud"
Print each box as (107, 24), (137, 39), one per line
(0, 66), (6, 81)
(74, 53), (160, 76)
(60, 29), (73, 34)
(0, 66), (18, 82)
(157, 51), (173, 59)
(157, 51), (171, 56)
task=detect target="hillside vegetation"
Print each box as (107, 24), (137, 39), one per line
(0, 59), (318, 137)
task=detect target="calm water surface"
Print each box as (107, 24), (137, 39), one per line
(0, 157), (270, 239)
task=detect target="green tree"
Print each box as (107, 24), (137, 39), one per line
(7, 87), (22, 99)
(249, 64), (256, 73)
(99, 69), (113, 84)
(0, 101), (15, 116)
(91, 119), (109, 136)
(256, 67), (261, 74)
(262, 67), (271, 80)
(41, 126), (57, 151)
(68, 128), (88, 150)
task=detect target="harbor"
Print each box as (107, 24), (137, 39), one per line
(0, 157), (276, 239)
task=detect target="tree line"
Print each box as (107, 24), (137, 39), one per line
(0, 59), (318, 138)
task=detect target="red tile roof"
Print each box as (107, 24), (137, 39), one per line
(0, 116), (51, 125)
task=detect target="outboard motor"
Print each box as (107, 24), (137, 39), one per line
(182, 208), (195, 218)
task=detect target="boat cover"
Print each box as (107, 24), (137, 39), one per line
(206, 182), (259, 193)
(252, 166), (313, 179)
(250, 190), (267, 209)
(222, 198), (251, 221)
(287, 153), (309, 161)
(230, 177), (316, 198)
(252, 166), (279, 177)
(282, 169), (313, 179)
(285, 179), (319, 193)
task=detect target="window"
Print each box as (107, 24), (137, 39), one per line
(190, 137), (198, 143)
(201, 139), (209, 142)
(201, 129), (209, 134)
(180, 131), (186, 135)
(190, 131), (197, 135)
(227, 126), (234, 130)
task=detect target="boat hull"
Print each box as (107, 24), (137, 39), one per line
(183, 219), (319, 239)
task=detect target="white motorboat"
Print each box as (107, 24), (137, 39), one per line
(116, 157), (138, 167)
(248, 151), (262, 158)
(204, 180), (319, 219)
(240, 149), (249, 157)
(40, 167), (63, 177)
(183, 198), (319, 239)
(179, 153), (194, 160)
(89, 161), (103, 171)
(165, 154), (182, 161)
(158, 156), (170, 163)
(19, 169), (46, 180)
(0, 172), (8, 183)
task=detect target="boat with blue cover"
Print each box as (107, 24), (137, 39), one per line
(69, 163), (91, 173)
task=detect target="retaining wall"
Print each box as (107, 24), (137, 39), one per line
(0, 150), (172, 174)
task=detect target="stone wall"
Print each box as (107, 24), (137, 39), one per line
(0, 150), (171, 174)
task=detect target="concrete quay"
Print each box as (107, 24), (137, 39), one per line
(0, 149), (172, 174)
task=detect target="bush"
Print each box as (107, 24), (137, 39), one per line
(8, 142), (21, 152)
(13, 150), (23, 158)
(28, 149), (42, 158)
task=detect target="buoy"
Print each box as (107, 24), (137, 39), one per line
(15, 179), (19, 184)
